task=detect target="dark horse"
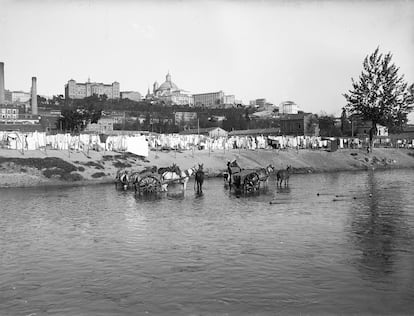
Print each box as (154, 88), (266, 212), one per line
(276, 165), (292, 186)
(194, 163), (205, 194)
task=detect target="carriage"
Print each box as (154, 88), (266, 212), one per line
(224, 161), (273, 193)
(231, 169), (261, 193)
(114, 168), (162, 193)
(115, 164), (198, 195)
(224, 163), (260, 193)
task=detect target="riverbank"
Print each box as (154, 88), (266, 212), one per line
(0, 147), (414, 188)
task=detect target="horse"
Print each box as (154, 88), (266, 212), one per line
(115, 169), (130, 190)
(256, 164), (274, 187)
(161, 166), (196, 192)
(194, 163), (205, 194)
(158, 163), (181, 176)
(276, 165), (292, 187)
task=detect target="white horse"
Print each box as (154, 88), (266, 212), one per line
(161, 166), (196, 192)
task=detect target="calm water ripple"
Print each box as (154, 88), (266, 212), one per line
(1, 169), (414, 315)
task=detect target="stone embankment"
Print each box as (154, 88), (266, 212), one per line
(0, 147), (414, 188)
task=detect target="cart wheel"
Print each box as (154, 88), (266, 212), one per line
(139, 176), (161, 193)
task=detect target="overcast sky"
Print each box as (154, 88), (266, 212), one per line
(1, 0), (413, 119)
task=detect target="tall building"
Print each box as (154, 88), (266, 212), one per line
(193, 91), (224, 107)
(11, 91), (31, 103)
(280, 101), (300, 114)
(223, 95), (235, 105)
(193, 91), (237, 108)
(65, 78), (120, 100)
(146, 72), (193, 106)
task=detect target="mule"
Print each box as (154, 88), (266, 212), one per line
(276, 165), (292, 186)
(194, 163), (205, 194)
(161, 166), (196, 192)
(256, 164), (274, 187)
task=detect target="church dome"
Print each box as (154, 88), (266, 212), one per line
(157, 72), (179, 92)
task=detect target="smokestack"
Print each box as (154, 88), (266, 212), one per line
(0, 62), (5, 104)
(31, 76), (38, 115)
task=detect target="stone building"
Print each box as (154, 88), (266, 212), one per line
(65, 78), (120, 100)
(280, 101), (300, 114)
(146, 72), (193, 106)
(193, 91), (224, 107)
(279, 113), (319, 136)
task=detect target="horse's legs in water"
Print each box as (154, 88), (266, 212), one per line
(196, 181), (202, 194)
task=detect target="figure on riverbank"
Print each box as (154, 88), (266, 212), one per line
(276, 165), (291, 187)
(195, 163), (205, 194)
(226, 159), (242, 186)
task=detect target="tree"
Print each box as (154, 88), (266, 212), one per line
(344, 47), (414, 151)
(48, 94), (65, 107)
(57, 105), (102, 132)
(318, 113), (342, 137)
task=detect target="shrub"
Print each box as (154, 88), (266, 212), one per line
(113, 161), (131, 168)
(91, 172), (106, 178)
(61, 172), (84, 181)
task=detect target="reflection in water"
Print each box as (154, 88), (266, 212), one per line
(348, 170), (412, 278)
(275, 186), (291, 195)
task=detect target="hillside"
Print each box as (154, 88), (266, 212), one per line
(0, 147), (414, 188)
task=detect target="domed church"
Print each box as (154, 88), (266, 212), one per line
(146, 72), (193, 106)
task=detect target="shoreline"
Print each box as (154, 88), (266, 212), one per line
(0, 147), (413, 189)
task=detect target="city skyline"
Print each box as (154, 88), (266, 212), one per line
(1, 0), (413, 120)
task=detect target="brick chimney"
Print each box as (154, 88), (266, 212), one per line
(0, 62), (5, 104)
(31, 76), (38, 115)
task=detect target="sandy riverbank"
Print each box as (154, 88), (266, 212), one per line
(0, 147), (414, 188)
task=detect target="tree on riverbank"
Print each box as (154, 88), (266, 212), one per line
(343, 47), (414, 151)
(57, 105), (102, 132)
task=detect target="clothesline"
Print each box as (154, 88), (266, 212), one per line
(0, 132), (411, 155)
(0, 131), (149, 157)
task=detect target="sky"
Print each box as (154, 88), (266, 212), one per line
(1, 0), (414, 119)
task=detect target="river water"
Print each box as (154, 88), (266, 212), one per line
(1, 169), (413, 315)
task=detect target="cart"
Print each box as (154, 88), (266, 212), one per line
(134, 172), (163, 194)
(230, 169), (260, 193)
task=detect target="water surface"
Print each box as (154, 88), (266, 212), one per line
(1, 169), (413, 315)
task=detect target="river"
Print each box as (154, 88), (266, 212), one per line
(1, 169), (413, 315)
